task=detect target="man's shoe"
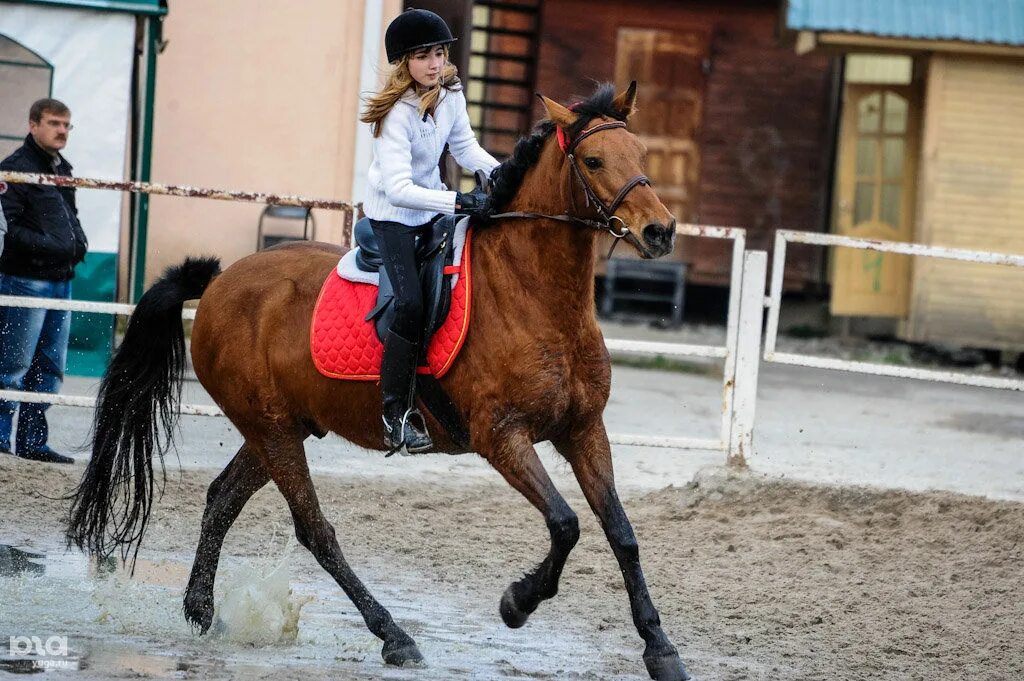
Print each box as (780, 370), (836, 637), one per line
(16, 447), (74, 464)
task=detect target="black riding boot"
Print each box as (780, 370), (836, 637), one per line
(381, 330), (433, 455)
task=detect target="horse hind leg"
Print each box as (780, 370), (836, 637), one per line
(183, 442), (270, 633)
(483, 432), (580, 628)
(261, 431), (423, 666)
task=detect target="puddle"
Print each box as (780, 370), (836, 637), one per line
(0, 541), (633, 680)
(0, 542), (197, 583)
(0, 545), (46, 577)
(0, 541), (318, 675)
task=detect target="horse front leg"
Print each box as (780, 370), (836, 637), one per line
(555, 420), (690, 681)
(484, 431), (580, 628)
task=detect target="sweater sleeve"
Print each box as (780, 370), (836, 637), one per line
(447, 90), (500, 175)
(377, 107), (457, 215)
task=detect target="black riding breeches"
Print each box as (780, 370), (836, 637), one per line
(369, 217), (435, 341)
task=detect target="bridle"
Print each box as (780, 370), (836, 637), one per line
(488, 118), (652, 252)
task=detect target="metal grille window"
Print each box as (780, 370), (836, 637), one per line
(460, 0), (541, 191)
(0, 35), (53, 159)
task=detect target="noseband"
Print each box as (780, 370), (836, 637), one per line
(489, 119), (652, 247)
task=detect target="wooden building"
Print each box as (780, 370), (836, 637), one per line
(786, 0), (1024, 351)
(424, 0), (837, 291)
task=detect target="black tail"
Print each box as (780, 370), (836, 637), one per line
(66, 256), (221, 566)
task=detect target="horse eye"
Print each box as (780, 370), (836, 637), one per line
(583, 157), (602, 170)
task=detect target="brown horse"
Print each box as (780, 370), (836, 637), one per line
(66, 82), (690, 680)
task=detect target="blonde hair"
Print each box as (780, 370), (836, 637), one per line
(361, 45), (459, 138)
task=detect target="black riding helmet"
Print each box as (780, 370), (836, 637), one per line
(385, 8), (457, 64)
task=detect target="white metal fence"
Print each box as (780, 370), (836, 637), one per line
(605, 224), (756, 459)
(0, 172), (763, 461)
(4, 172), (1021, 464)
(764, 230), (1024, 392)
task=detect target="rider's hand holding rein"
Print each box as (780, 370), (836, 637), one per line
(357, 8), (499, 454)
(455, 185), (491, 220)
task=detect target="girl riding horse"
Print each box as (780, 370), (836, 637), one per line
(362, 9), (498, 454)
(67, 79), (687, 680)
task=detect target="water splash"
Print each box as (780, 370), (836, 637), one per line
(211, 539), (314, 645)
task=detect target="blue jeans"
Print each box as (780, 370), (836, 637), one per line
(0, 274), (72, 453)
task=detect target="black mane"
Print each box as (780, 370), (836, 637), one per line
(488, 83), (626, 212)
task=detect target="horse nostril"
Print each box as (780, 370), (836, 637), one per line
(643, 223), (669, 246)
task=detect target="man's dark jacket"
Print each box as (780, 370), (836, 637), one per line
(0, 134), (87, 281)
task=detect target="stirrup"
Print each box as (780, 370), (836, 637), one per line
(383, 408), (432, 457)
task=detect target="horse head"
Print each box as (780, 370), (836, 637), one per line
(533, 81), (676, 259)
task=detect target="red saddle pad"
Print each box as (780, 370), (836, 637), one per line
(310, 229), (473, 381)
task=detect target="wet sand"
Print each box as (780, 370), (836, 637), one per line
(1, 457), (1022, 680)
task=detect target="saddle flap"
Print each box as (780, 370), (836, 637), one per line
(310, 227), (475, 382)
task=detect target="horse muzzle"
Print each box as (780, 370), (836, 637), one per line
(640, 220), (676, 258)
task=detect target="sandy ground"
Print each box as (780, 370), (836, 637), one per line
(2, 345), (1022, 679)
(1, 457), (1022, 681)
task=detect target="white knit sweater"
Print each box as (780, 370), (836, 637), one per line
(363, 87), (499, 226)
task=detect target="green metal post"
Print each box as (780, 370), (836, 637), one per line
(132, 15), (160, 301)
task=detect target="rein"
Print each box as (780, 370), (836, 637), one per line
(488, 119), (652, 255)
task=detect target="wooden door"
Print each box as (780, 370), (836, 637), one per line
(831, 84), (921, 317)
(614, 28), (707, 262)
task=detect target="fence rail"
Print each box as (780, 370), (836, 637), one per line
(0, 170), (356, 212)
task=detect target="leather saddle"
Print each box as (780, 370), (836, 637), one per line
(353, 214), (462, 344)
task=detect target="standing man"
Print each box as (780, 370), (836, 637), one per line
(0, 99), (88, 464)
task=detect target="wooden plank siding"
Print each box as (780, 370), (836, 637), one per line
(535, 0), (834, 289)
(905, 55), (1024, 351)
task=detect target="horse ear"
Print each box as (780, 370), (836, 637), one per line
(612, 81), (638, 119)
(537, 93), (578, 128)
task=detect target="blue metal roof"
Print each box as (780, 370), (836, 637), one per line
(786, 0), (1024, 47)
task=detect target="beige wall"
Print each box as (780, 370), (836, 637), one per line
(905, 54), (1024, 351)
(141, 0), (369, 285)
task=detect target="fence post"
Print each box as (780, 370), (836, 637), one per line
(719, 234), (745, 457)
(728, 250), (767, 467)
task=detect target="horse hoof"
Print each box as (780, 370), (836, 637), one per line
(643, 650), (691, 681)
(382, 637), (424, 667)
(182, 593), (214, 635)
(499, 587), (529, 629)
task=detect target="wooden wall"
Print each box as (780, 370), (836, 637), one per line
(535, 0), (835, 288)
(905, 54), (1024, 351)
